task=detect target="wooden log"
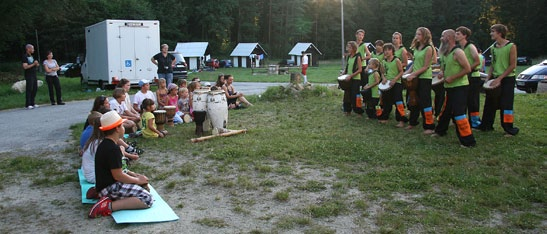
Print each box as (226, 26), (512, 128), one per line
(191, 129), (247, 143)
(290, 72), (301, 84)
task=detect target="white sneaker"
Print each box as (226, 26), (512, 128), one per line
(33, 104), (39, 108)
(26, 106), (34, 110)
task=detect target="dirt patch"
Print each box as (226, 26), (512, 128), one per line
(0, 145), (376, 233)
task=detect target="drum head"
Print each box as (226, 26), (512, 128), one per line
(402, 74), (410, 79)
(483, 79), (498, 89)
(337, 74), (349, 81)
(378, 82), (391, 91)
(431, 76), (443, 86)
(153, 110), (166, 114)
(164, 105), (176, 109)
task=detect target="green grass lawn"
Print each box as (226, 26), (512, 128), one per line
(1, 79), (545, 231)
(127, 87), (546, 231)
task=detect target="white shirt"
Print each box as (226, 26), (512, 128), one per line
(43, 59), (58, 76)
(81, 140), (100, 184)
(110, 99), (127, 115)
(302, 55), (308, 65)
(133, 90), (156, 110)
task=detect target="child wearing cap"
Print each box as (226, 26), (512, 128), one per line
(141, 98), (167, 138)
(133, 79), (156, 113)
(89, 111), (153, 218)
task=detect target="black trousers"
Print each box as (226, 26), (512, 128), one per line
(408, 79), (435, 130)
(25, 75), (38, 107)
(378, 83), (407, 122)
(435, 85), (476, 147)
(480, 76), (519, 135)
(343, 79), (364, 114)
(46, 75), (63, 103)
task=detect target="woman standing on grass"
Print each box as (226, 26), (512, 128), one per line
(341, 41), (364, 116)
(404, 27), (436, 134)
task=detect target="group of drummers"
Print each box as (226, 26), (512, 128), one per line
(339, 24), (519, 147)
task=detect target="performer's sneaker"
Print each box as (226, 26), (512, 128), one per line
(88, 196), (112, 218)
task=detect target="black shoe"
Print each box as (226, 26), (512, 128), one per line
(51, 102), (56, 105)
(57, 102), (65, 105)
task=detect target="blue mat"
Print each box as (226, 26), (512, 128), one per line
(78, 169), (179, 223)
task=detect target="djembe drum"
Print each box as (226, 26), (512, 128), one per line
(403, 74), (419, 107)
(153, 110), (166, 132)
(337, 74), (351, 90)
(164, 105), (176, 126)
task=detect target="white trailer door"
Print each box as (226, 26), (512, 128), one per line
(119, 26), (136, 80)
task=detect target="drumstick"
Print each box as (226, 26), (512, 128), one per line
(191, 129), (247, 143)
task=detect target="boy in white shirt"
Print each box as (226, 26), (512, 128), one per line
(133, 79), (156, 113)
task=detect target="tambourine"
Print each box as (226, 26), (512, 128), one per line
(378, 82), (392, 91)
(431, 76), (444, 86)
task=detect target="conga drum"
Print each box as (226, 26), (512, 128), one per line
(403, 74), (419, 106)
(164, 105), (176, 126)
(153, 110), (166, 132)
(337, 74), (351, 90)
(192, 89), (210, 136)
(206, 90), (229, 131)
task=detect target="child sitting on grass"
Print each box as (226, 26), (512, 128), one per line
(177, 87), (191, 122)
(88, 111), (153, 218)
(167, 83), (183, 124)
(156, 78), (168, 109)
(141, 98), (167, 138)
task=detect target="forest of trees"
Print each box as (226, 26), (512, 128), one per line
(1, 0), (545, 63)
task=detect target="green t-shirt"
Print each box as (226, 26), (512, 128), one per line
(368, 71), (380, 98)
(358, 42), (368, 67)
(492, 42), (516, 77)
(441, 48), (469, 88)
(412, 45), (433, 79)
(462, 42), (480, 77)
(346, 53), (362, 80)
(383, 57), (402, 83)
(371, 52), (384, 62)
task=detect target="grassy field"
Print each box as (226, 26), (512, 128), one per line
(67, 85), (544, 232)
(0, 81), (545, 231)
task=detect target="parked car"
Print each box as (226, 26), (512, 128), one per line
(219, 59), (232, 68)
(170, 51), (188, 81)
(58, 63), (73, 75)
(205, 58), (219, 69)
(517, 56), (532, 65)
(64, 63), (81, 78)
(516, 60), (547, 93)
(279, 59), (295, 67)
